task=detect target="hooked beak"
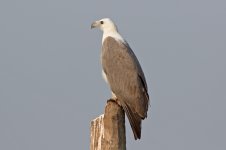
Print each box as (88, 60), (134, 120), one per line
(91, 21), (99, 29)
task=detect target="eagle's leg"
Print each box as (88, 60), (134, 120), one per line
(107, 92), (122, 107)
(107, 99), (115, 103)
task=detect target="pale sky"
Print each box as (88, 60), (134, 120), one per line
(0, 0), (226, 150)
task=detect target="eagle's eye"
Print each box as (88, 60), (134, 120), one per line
(100, 21), (104, 24)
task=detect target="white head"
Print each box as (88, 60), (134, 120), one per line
(91, 18), (118, 33)
(91, 18), (124, 43)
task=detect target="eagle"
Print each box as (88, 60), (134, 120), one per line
(91, 18), (149, 140)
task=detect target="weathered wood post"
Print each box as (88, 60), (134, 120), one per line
(90, 100), (126, 150)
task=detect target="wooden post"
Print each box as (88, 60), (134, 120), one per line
(90, 100), (126, 150)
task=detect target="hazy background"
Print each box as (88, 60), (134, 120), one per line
(0, 0), (226, 150)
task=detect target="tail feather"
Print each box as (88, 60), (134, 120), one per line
(121, 102), (142, 140)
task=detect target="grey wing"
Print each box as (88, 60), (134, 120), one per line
(102, 37), (149, 118)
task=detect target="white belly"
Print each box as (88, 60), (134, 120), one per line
(102, 70), (118, 100)
(102, 70), (108, 83)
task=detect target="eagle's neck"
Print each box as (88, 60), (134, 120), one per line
(102, 29), (125, 44)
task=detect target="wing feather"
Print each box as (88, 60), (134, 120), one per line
(101, 37), (149, 139)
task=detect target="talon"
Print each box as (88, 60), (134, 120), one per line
(107, 99), (116, 103)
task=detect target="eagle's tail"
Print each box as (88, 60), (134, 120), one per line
(121, 102), (142, 140)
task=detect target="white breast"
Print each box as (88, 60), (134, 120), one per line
(102, 31), (125, 44)
(102, 70), (108, 83)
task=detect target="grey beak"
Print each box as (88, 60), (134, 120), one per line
(91, 21), (98, 29)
